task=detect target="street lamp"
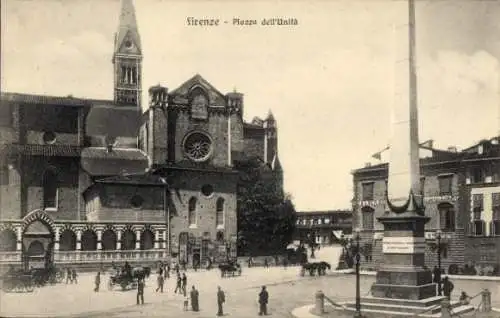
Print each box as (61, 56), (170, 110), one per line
(436, 229), (442, 296)
(354, 227), (362, 318)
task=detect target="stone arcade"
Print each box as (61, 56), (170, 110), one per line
(0, 0), (283, 271)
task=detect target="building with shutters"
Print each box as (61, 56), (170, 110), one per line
(351, 137), (500, 271)
(0, 0), (282, 270)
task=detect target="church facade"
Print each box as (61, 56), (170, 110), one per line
(0, 0), (282, 270)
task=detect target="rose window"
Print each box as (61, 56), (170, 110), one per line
(183, 132), (212, 162)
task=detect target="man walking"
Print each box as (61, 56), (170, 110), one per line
(433, 266), (441, 295)
(181, 272), (187, 296)
(190, 285), (199, 312)
(156, 272), (164, 293)
(258, 285), (269, 315)
(174, 273), (182, 294)
(94, 272), (100, 292)
(137, 278), (145, 305)
(217, 286), (225, 316)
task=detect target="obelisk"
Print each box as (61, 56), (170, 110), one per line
(370, 0), (435, 300)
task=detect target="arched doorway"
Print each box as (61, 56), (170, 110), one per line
(122, 229), (135, 250)
(102, 229), (117, 250)
(59, 230), (76, 251)
(0, 229), (17, 251)
(140, 230), (154, 250)
(81, 230), (97, 251)
(22, 210), (55, 269)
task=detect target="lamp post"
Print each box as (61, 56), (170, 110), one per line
(436, 229), (442, 296)
(354, 227), (362, 318)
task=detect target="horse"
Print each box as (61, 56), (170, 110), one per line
(316, 261), (331, 276)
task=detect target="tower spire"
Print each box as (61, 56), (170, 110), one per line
(114, 0), (141, 54)
(113, 0), (142, 108)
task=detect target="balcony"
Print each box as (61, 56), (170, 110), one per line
(0, 251), (22, 263)
(53, 250), (167, 263)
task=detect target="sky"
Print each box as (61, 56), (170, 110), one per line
(1, 0), (499, 212)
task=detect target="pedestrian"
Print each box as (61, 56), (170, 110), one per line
(459, 291), (470, 305)
(174, 273), (182, 294)
(264, 258), (269, 268)
(66, 268), (71, 284)
(258, 285), (269, 315)
(442, 276), (454, 299)
(72, 269), (78, 284)
(432, 266), (441, 294)
(137, 278), (145, 305)
(182, 272), (187, 296)
(183, 293), (189, 311)
(156, 272), (164, 293)
(190, 285), (199, 312)
(217, 286), (225, 316)
(94, 271), (100, 292)
(165, 263), (170, 279)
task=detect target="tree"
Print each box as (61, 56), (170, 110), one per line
(235, 157), (296, 256)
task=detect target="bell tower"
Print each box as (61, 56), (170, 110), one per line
(113, 0), (142, 108)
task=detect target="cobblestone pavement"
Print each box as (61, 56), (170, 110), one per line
(2, 267), (499, 318)
(1, 246), (499, 318)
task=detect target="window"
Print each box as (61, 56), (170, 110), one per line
(216, 197), (224, 227)
(0, 165), (9, 185)
(361, 206), (374, 230)
(420, 177), (426, 196)
(188, 197), (197, 227)
(472, 194), (484, 236)
(384, 179), (388, 197)
(362, 182), (374, 201)
(43, 169), (58, 210)
(438, 175), (453, 196)
(438, 203), (455, 231)
(492, 193), (500, 236)
(471, 167), (484, 184)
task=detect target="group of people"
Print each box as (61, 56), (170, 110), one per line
(432, 266), (455, 299)
(65, 268), (78, 284)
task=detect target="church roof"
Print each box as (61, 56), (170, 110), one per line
(96, 171), (168, 186)
(81, 147), (148, 161)
(170, 74), (226, 106)
(0, 92), (90, 107)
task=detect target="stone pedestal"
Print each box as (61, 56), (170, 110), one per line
(370, 211), (436, 300)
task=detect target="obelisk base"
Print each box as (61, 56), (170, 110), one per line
(371, 212), (435, 300)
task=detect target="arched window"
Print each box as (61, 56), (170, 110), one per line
(438, 203), (455, 232)
(81, 230), (97, 251)
(43, 169), (58, 210)
(59, 230), (76, 251)
(140, 230), (154, 250)
(101, 229), (117, 250)
(188, 197), (197, 226)
(216, 198), (224, 227)
(216, 231), (224, 242)
(122, 229), (135, 250)
(361, 206), (374, 230)
(0, 229), (16, 252)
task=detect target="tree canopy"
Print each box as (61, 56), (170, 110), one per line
(235, 157), (296, 256)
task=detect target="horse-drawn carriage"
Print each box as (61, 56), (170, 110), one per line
(300, 261), (331, 277)
(218, 260), (242, 278)
(1, 269), (34, 293)
(31, 266), (65, 286)
(108, 265), (150, 291)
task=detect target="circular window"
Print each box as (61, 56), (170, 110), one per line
(130, 195), (144, 209)
(183, 132), (213, 162)
(42, 131), (56, 144)
(201, 184), (214, 197)
(125, 40), (133, 48)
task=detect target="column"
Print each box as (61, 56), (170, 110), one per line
(154, 230), (159, 249)
(16, 225), (22, 251)
(97, 229), (102, 250)
(162, 230), (167, 250)
(76, 229), (82, 250)
(54, 227), (60, 251)
(135, 230), (141, 250)
(227, 112), (232, 166)
(116, 228), (122, 250)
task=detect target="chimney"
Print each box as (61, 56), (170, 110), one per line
(447, 146), (457, 153)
